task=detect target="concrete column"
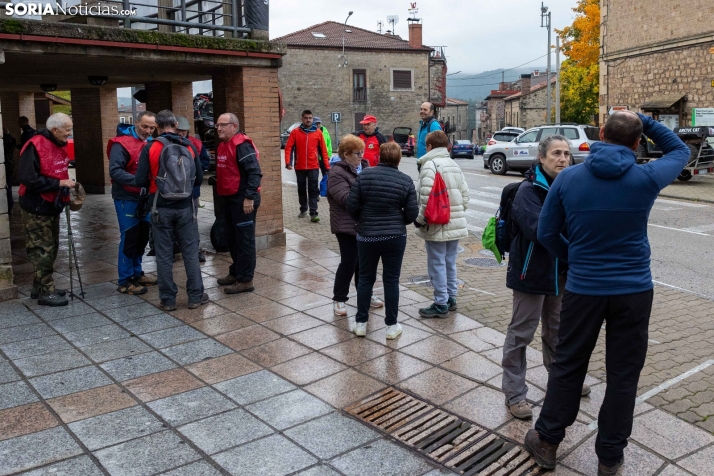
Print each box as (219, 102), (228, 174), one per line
(70, 87), (118, 194)
(145, 81), (193, 120)
(0, 97), (17, 301)
(0, 92), (36, 139)
(212, 67), (285, 250)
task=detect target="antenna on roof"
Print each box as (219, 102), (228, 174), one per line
(387, 15), (399, 33)
(377, 21), (383, 34)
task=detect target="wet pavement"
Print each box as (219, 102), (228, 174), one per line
(0, 187), (712, 475)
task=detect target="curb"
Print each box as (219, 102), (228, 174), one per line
(658, 193), (714, 204)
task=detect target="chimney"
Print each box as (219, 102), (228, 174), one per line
(520, 74), (532, 93)
(408, 18), (422, 48)
(533, 70), (540, 77)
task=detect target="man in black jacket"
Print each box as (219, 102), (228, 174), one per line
(18, 116), (36, 149)
(213, 113), (262, 294)
(2, 127), (16, 214)
(134, 110), (206, 311)
(501, 135), (589, 420)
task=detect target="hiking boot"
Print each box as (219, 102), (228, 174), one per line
(188, 293), (209, 309)
(160, 302), (177, 312)
(135, 274), (157, 286)
(598, 457), (624, 476)
(370, 296), (384, 308)
(447, 297), (457, 311)
(298, 211), (308, 218)
(225, 280), (255, 294)
(31, 286), (66, 300)
(524, 429), (558, 470)
(117, 281), (147, 295)
(198, 252), (206, 263)
(37, 293), (68, 307)
(311, 216), (320, 223)
(507, 400), (533, 420)
(334, 301), (347, 316)
(385, 323), (403, 339)
(217, 274), (237, 286)
(419, 303), (449, 318)
(582, 383), (592, 397)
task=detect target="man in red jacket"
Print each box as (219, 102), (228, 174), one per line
(354, 115), (386, 167)
(285, 109), (330, 223)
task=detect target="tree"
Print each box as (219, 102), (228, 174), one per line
(556, 0), (599, 124)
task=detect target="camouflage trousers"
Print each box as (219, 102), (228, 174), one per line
(22, 210), (60, 295)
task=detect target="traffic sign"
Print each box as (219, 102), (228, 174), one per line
(331, 112), (341, 123)
(609, 105), (629, 115)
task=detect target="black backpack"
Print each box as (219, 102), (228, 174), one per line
(495, 180), (526, 256)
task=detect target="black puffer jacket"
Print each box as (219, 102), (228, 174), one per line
(506, 164), (567, 295)
(346, 163), (418, 236)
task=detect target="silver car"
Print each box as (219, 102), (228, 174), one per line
(484, 124), (600, 175)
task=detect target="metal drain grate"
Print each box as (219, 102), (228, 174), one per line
(409, 276), (466, 287)
(463, 257), (506, 268)
(345, 388), (537, 475)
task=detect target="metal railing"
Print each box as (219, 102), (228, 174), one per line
(353, 87), (367, 102)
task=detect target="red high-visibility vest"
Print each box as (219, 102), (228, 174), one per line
(216, 133), (260, 196)
(19, 135), (69, 203)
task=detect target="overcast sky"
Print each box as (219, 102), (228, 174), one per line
(270, 0), (581, 74)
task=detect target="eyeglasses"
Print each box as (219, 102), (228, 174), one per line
(216, 122), (237, 128)
(352, 151), (364, 157)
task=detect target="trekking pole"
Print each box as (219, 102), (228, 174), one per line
(67, 210), (85, 299)
(65, 205), (74, 301)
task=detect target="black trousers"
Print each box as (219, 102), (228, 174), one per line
(535, 289), (653, 466)
(295, 169), (319, 216)
(356, 236), (407, 326)
(223, 196), (258, 283)
(333, 233), (359, 302)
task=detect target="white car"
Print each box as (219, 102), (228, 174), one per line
(483, 131), (521, 169)
(500, 127), (526, 134)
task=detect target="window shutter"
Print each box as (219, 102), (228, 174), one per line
(392, 70), (412, 89)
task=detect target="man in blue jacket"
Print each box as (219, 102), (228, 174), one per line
(417, 102), (442, 170)
(524, 111), (689, 475)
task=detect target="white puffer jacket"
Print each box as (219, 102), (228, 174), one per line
(416, 147), (470, 242)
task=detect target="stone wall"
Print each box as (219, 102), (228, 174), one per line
(0, 98), (17, 300)
(279, 47), (430, 140)
(520, 86), (556, 130)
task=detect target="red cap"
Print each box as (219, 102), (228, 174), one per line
(359, 115), (377, 124)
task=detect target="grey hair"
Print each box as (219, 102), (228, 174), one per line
(155, 110), (177, 129)
(46, 113), (72, 130)
(537, 134), (572, 161)
(136, 111), (156, 122)
(222, 113), (240, 128)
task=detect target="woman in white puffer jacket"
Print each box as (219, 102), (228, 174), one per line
(415, 130), (470, 318)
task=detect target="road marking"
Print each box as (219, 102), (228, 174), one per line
(482, 186), (504, 191)
(468, 198), (501, 210)
(467, 224), (484, 233)
(285, 181), (297, 185)
(648, 224), (710, 236)
(681, 223), (714, 233)
(652, 206), (683, 211)
(655, 198), (708, 208)
(469, 190), (502, 200)
(588, 359), (714, 430)
(652, 280), (713, 300)
(466, 209), (495, 220)
(469, 287), (497, 296)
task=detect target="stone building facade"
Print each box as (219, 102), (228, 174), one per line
(599, 0), (714, 125)
(442, 98), (469, 141)
(504, 75), (557, 130)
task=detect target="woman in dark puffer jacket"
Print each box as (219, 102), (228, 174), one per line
(346, 142), (418, 339)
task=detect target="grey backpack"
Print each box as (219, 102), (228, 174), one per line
(151, 137), (196, 222)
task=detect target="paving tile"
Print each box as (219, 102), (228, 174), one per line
(81, 337), (152, 363)
(0, 312), (41, 330)
(296, 466), (342, 476)
(246, 389), (333, 430)
(475, 327), (507, 347)
(235, 301), (300, 323)
(679, 447), (714, 476)
(279, 291), (333, 311)
(33, 301), (96, 321)
(213, 434), (317, 476)
(563, 434), (664, 476)
(399, 368), (478, 406)
(47, 384), (136, 423)
(214, 370), (295, 405)
(86, 293), (145, 311)
(0, 426), (82, 475)
(102, 302), (165, 322)
(290, 324), (355, 350)
(14, 349), (91, 377)
(0, 402), (58, 441)
(67, 405), (165, 451)
(217, 293), (274, 313)
(303, 302), (355, 322)
(17, 455), (103, 476)
(124, 368), (204, 402)
(450, 329), (496, 352)
(49, 313), (113, 334)
(305, 369), (386, 408)
(630, 409), (714, 459)
(100, 351), (177, 381)
(0, 362), (19, 384)
(400, 335), (468, 364)
(657, 465), (693, 476)
(29, 366), (112, 399)
(261, 312), (325, 335)
(444, 386), (512, 430)
(0, 381), (38, 410)
(525, 365), (550, 391)
(0, 322), (56, 345)
(120, 313), (183, 334)
(441, 351), (503, 383)
(330, 438), (433, 476)
(170, 303), (231, 324)
(1, 334), (72, 360)
(190, 313), (254, 336)
(161, 338), (233, 365)
(148, 386), (236, 426)
(240, 337), (312, 367)
(416, 313), (483, 335)
(178, 408), (273, 454)
(94, 430), (200, 476)
(140, 325), (206, 348)
(63, 323), (132, 347)
(321, 338), (392, 366)
(215, 324), (280, 351)
(285, 412), (380, 459)
(356, 352), (433, 384)
(271, 352), (347, 386)
(161, 461), (224, 476)
(366, 323), (433, 348)
(185, 352), (261, 384)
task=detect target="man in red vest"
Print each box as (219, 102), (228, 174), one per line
(354, 115), (386, 167)
(16, 113), (76, 306)
(214, 112), (262, 294)
(108, 111), (157, 295)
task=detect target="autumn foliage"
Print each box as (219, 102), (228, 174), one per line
(556, 0), (600, 124)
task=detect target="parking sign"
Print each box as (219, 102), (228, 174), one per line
(331, 112), (341, 123)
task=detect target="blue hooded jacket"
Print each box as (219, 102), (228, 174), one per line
(537, 114), (689, 296)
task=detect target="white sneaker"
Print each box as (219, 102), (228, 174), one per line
(370, 296), (384, 308)
(385, 323), (403, 340)
(333, 301), (347, 316)
(354, 322), (367, 337)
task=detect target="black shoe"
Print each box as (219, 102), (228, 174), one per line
(598, 457), (624, 476)
(447, 297), (457, 311)
(198, 252), (206, 263)
(31, 286), (67, 300)
(419, 303), (449, 318)
(160, 301), (177, 312)
(524, 429), (558, 470)
(38, 293), (69, 307)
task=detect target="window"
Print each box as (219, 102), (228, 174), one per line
(355, 113), (366, 131)
(391, 68), (414, 90)
(120, 117), (125, 124)
(353, 69), (366, 102)
(538, 127), (559, 140)
(561, 128), (580, 140)
(311, 32), (326, 39)
(583, 127), (600, 141)
(516, 130), (539, 143)
(493, 132), (518, 142)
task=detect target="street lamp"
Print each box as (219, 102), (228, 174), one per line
(341, 11), (354, 67)
(541, 2), (552, 124)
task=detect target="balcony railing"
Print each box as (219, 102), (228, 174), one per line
(353, 87), (367, 103)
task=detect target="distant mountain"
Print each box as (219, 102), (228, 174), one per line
(117, 96), (133, 108)
(447, 67), (547, 102)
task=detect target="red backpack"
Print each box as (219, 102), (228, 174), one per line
(424, 169), (450, 225)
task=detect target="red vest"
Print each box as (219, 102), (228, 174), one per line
(216, 133), (260, 196)
(19, 135), (69, 203)
(106, 135), (148, 194)
(187, 135), (203, 155)
(359, 133), (381, 167)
